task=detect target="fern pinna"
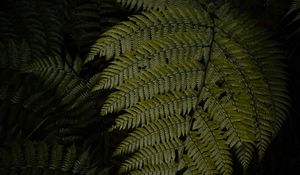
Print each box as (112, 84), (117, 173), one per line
(0, 141), (91, 174)
(88, 2), (289, 175)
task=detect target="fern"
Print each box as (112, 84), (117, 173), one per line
(101, 60), (204, 115)
(118, 139), (183, 173)
(0, 0), (64, 58)
(129, 162), (179, 175)
(116, 0), (207, 11)
(281, 0), (300, 37)
(0, 0), (293, 174)
(1, 1), (110, 174)
(0, 141), (91, 174)
(87, 5), (213, 61)
(286, 0), (300, 22)
(0, 40), (31, 70)
(0, 41), (57, 142)
(184, 132), (220, 175)
(113, 90), (198, 130)
(0, 41), (99, 144)
(94, 32), (210, 90)
(67, 0), (128, 58)
(192, 110), (233, 174)
(114, 114), (190, 155)
(23, 55), (100, 144)
(89, 2), (289, 174)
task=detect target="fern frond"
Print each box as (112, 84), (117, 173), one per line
(25, 55), (98, 116)
(62, 144), (77, 171)
(0, 46), (98, 144)
(25, 56), (71, 89)
(94, 32), (210, 90)
(205, 44), (262, 167)
(114, 115), (190, 155)
(101, 61), (204, 115)
(87, 6), (212, 61)
(0, 0), (64, 58)
(24, 55), (99, 118)
(0, 141), (91, 174)
(69, 0), (127, 57)
(91, 3), (289, 174)
(129, 162), (179, 175)
(117, 0), (169, 11)
(192, 110), (233, 174)
(0, 47), (59, 142)
(50, 144), (63, 169)
(289, 0), (300, 12)
(73, 149), (91, 174)
(33, 0), (64, 55)
(284, 0), (300, 28)
(116, 0), (204, 11)
(203, 63), (259, 168)
(113, 90), (198, 130)
(201, 85), (255, 145)
(215, 5), (289, 159)
(0, 40), (31, 70)
(118, 139), (183, 173)
(184, 133), (219, 175)
(0, 11), (17, 42)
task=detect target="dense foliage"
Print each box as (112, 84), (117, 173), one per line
(0, 0), (299, 174)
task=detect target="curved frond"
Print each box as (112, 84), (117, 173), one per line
(284, 0), (300, 33)
(0, 44), (98, 144)
(215, 5), (289, 159)
(0, 0), (64, 58)
(192, 110), (233, 174)
(87, 6), (213, 61)
(114, 115), (190, 155)
(118, 139), (183, 173)
(101, 61), (204, 115)
(116, 0), (205, 11)
(113, 90), (198, 130)
(117, 0), (173, 11)
(0, 141), (91, 174)
(129, 162), (179, 175)
(68, 0), (127, 57)
(24, 55), (98, 118)
(94, 32), (210, 90)
(88, 3), (289, 175)
(184, 133), (219, 175)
